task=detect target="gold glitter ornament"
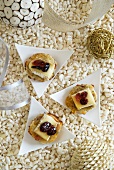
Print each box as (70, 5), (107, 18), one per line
(71, 138), (113, 170)
(87, 28), (114, 59)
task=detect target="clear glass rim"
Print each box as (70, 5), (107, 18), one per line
(0, 37), (9, 87)
(0, 37), (9, 56)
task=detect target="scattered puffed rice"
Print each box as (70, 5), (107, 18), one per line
(0, 1), (114, 170)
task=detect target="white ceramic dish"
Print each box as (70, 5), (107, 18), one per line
(19, 97), (75, 155)
(50, 69), (101, 127)
(15, 44), (73, 98)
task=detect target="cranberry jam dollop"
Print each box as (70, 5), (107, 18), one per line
(80, 98), (88, 105)
(40, 122), (51, 132)
(80, 91), (87, 98)
(75, 91), (88, 105)
(47, 125), (56, 135)
(31, 60), (50, 72)
(40, 122), (56, 136)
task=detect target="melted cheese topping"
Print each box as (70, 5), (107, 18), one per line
(34, 114), (58, 141)
(29, 60), (55, 79)
(71, 88), (96, 110)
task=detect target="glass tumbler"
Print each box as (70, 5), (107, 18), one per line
(0, 38), (30, 110)
(0, 37), (9, 87)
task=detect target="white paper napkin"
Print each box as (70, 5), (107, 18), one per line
(50, 69), (101, 127)
(15, 44), (74, 98)
(18, 97), (75, 155)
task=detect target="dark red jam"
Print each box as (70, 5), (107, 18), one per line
(80, 91), (87, 98)
(75, 91), (88, 105)
(80, 98), (88, 105)
(40, 122), (56, 136)
(75, 93), (81, 102)
(32, 60), (50, 72)
(47, 125), (56, 135)
(40, 122), (51, 132)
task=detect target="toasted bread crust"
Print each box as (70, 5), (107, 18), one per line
(25, 53), (57, 82)
(28, 113), (63, 144)
(65, 84), (97, 114)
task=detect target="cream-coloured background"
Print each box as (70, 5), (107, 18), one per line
(0, 3), (114, 170)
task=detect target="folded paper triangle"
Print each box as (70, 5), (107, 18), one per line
(15, 44), (73, 98)
(50, 69), (101, 127)
(18, 97), (75, 155)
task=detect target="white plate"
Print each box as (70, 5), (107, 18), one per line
(18, 97), (75, 155)
(15, 44), (74, 98)
(50, 69), (101, 127)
